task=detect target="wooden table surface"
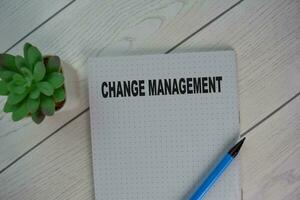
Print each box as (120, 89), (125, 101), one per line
(0, 0), (299, 199)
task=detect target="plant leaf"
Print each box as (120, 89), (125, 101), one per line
(27, 97), (40, 113)
(0, 69), (15, 82)
(8, 81), (26, 94)
(46, 72), (64, 89)
(7, 90), (28, 105)
(30, 85), (40, 99)
(23, 43), (33, 71)
(7, 81), (15, 93)
(14, 86), (26, 94)
(20, 67), (33, 77)
(40, 95), (55, 116)
(3, 101), (17, 113)
(0, 54), (17, 71)
(37, 82), (54, 96)
(8, 78), (27, 94)
(0, 80), (8, 95)
(46, 56), (60, 73)
(12, 100), (29, 121)
(33, 61), (46, 81)
(31, 110), (45, 124)
(15, 55), (27, 70)
(13, 74), (26, 85)
(20, 67), (33, 86)
(27, 45), (42, 69)
(23, 43), (31, 58)
(53, 86), (65, 102)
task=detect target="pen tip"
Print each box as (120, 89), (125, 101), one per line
(239, 137), (246, 144)
(228, 137), (246, 158)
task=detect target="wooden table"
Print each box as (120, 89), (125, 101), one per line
(0, 0), (299, 199)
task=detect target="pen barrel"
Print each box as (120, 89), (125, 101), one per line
(189, 154), (234, 200)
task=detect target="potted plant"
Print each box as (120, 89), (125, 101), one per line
(0, 43), (77, 124)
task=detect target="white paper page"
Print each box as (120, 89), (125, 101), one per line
(88, 51), (240, 200)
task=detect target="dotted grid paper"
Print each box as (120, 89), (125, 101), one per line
(88, 51), (240, 200)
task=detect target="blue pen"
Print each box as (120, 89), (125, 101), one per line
(188, 137), (245, 200)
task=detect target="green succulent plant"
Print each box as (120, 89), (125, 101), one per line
(0, 43), (65, 124)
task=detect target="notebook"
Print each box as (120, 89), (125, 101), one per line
(88, 51), (240, 200)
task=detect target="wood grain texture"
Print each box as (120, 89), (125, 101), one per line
(0, 0), (73, 52)
(241, 96), (300, 200)
(0, 0), (239, 171)
(0, 93), (298, 200)
(1, 0), (299, 198)
(0, 111), (93, 200)
(172, 0), (300, 132)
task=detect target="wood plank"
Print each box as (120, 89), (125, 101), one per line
(0, 0), (73, 51)
(172, 0), (300, 132)
(241, 96), (300, 200)
(0, 111), (93, 200)
(0, 91), (298, 200)
(0, 0), (239, 171)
